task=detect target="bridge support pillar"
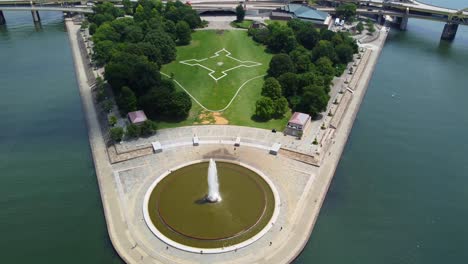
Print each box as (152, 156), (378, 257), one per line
(0, 10), (5, 25)
(377, 14), (384, 25)
(441, 23), (459, 41)
(399, 16), (408, 31)
(31, 10), (41, 23)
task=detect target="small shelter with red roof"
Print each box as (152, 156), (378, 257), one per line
(284, 112), (311, 137)
(127, 110), (147, 125)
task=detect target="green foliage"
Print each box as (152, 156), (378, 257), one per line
(261, 77), (282, 100)
(312, 137), (318, 145)
(296, 25), (320, 50)
(117, 86), (137, 114)
(126, 124), (141, 138)
(268, 54), (295, 78)
(312, 40), (337, 63)
(336, 3), (357, 19)
(267, 25), (297, 53)
(140, 120), (158, 136)
(90, 0), (201, 124)
(122, 0), (134, 15)
(296, 85), (330, 117)
(103, 100), (113, 113)
(273, 97), (289, 118)
(108, 115), (117, 126)
(278, 72), (298, 97)
(367, 21), (376, 33)
(89, 23), (97, 35)
(236, 4), (245, 22)
(105, 51), (161, 96)
(81, 20), (89, 29)
(289, 47), (312, 73)
(248, 27), (270, 44)
(255, 97), (275, 120)
(93, 40), (115, 66)
(335, 43), (354, 64)
(144, 29), (176, 64)
(176, 21), (191, 45)
(139, 81), (191, 121)
(89, 2), (124, 26)
(110, 127), (124, 142)
(356, 21), (364, 33)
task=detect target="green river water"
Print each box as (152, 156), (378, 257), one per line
(1, 1), (467, 262)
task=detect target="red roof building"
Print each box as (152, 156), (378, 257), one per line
(285, 112), (311, 136)
(127, 110), (147, 125)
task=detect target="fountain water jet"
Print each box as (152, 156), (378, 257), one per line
(206, 159), (221, 203)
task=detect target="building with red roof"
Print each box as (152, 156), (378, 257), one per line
(284, 112), (311, 137)
(127, 110), (147, 125)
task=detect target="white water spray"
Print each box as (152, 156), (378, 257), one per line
(206, 159), (221, 202)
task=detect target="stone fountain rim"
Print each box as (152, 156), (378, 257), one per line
(142, 158), (281, 254)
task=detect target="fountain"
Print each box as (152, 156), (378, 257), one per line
(145, 160), (277, 249)
(206, 159), (221, 202)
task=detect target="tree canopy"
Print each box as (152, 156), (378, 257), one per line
(90, 0), (201, 123)
(236, 4), (245, 22)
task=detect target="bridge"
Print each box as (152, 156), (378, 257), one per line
(319, 0), (468, 40)
(1, 0), (466, 40)
(0, 1), (95, 24)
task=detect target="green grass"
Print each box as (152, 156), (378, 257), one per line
(230, 20), (254, 29)
(159, 30), (291, 129)
(264, 19), (289, 26)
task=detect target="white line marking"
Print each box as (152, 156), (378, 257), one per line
(179, 48), (262, 81)
(160, 72), (266, 112)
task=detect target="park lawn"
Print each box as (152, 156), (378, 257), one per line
(264, 19), (288, 26)
(158, 30), (290, 130)
(230, 20), (254, 29)
(223, 77), (291, 129)
(162, 30), (271, 111)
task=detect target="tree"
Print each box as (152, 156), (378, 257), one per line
(169, 91), (192, 119)
(278, 72), (298, 97)
(139, 81), (191, 120)
(296, 85), (330, 117)
(117, 86), (137, 114)
(296, 26), (320, 50)
(311, 40), (337, 63)
(176, 21), (191, 45)
(89, 23), (97, 35)
(367, 21), (376, 33)
(235, 4), (245, 22)
(336, 3), (357, 19)
(261, 77), (282, 100)
(126, 124), (141, 138)
(108, 115), (117, 126)
(92, 40), (115, 66)
(356, 21), (364, 33)
(268, 25), (297, 53)
(144, 29), (176, 64)
(268, 54), (295, 78)
(290, 47), (312, 73)
(140, 120), (158, 136)
(93, 22), (120, 43)
(255, 97), (275, 120)
(105, 52), (161, 96)
(335, 44), (354, 64)
(110, 127), (124, 142)
(122, 0), (133, 15)
(273, 97), (289, 117)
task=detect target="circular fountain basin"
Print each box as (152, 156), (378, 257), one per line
(143, 160), (279, 253)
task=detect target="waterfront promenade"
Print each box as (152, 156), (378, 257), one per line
(66, 17), (389, 263)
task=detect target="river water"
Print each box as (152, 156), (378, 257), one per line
(0, 1), (467, 263)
